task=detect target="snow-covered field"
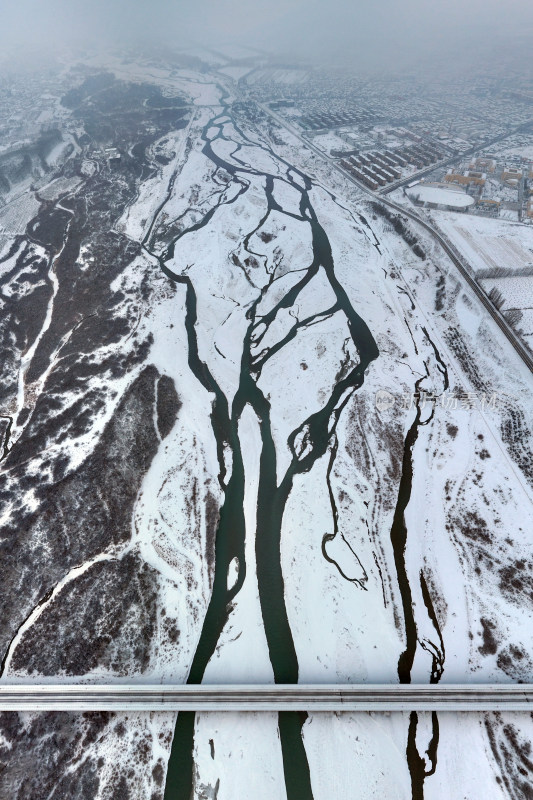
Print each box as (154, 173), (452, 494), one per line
(432, 211), (533, 274)
(0, 55), (532, 800)
(408, 184), (475, 208)
(480, 276), (533, 309)
(192, 709), (533, 800)
(479, 276), (533, 343)
(0, 191), (40, 235)
(310, 131), (352, 154)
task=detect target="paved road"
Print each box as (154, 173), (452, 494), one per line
(259, 103), (533, 375)
(1, 684), (533, 711)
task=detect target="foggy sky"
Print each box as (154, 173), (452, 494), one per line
(2, 0), (533, 70)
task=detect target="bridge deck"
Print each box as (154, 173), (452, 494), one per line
(0, 684), (532, 711)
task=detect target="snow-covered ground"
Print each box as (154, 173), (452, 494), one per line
(0, 191), (41, 235)
(310, 131), (353, 155)
(407, 184), (475, 208)
(0, 57), (532, 800)
(480, 276), (533, 309)
(432, 211), (533, 274)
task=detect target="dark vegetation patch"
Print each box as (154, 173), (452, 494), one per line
(501, 408), (533, 488)
(163, 617), (180, 645)
(479, 617), (499, 656)
(498, 559), (533, 609)
(0, 707), (162, 799)
(205, 489), (220, 582)
(1, 77), (187, 422)
(109, 774), (131, 800)
(370, 202), (426, 259)
(0, 71), (198, 799)
(10, 552), (158, 675)
(152, 762), (164, 787)
(435, 274), (445, 311)
(0, 710), (110, 800)
(244, 255), (260, 269)
(156, 375), (181, 439)
(497, 643), (533, 681)
(443, 329), (487, 393)
(0, 75), (195, 674)
(28, 207), (72, 252)
(0, 244), (53, 407)
(450, 509), (491, 544)
(145, 91), (187, 109)
(485, 715), (533, 800)
(0, 367), (161, 663)
(61, 71), (116, 109)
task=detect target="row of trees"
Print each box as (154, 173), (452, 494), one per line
(371, 202), (426, 260)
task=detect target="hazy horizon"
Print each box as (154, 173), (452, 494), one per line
(1, 0), (533, 74)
